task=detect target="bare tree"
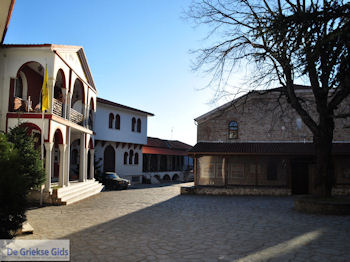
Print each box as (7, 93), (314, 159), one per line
(187, 0), (350, 196)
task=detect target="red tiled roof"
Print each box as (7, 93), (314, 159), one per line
(142, 147), (188, 156)
(97, 97), (154, 116)
(143, 137), (193, 156)
(189, 142), (350, 155)
(146, 137), (192, 150)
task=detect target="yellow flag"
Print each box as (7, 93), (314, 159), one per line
(41, 67), (49, 112)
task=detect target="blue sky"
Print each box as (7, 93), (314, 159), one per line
(4, 0), (226, 145)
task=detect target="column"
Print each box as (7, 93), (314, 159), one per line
(64, 127), (71, 186)
(147, 155), (151, 172)
(194, 157), (197, 186)
(47, 78), (56, 115)
(67, 92), (72, 121)
(44, 142), (54, 191)
(79, 134), (86, 182)
(157, 155), (161, 172)
(58, 144), (67, 187)
(63, 88), (69, 119)
(89, 149), (95, 179)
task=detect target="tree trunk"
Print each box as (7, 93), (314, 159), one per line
(313, 120), (334, 197)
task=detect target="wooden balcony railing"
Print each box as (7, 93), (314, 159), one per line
(70, 108), (84, 126)
(52, 98), (63, 117)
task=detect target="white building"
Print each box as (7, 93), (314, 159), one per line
(94, 98), (154, 183)
(0, 44), (103, 204)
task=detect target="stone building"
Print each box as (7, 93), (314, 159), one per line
(188, 87), (350, 195)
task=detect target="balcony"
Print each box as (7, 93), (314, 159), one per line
(70, 108), (84, 126)
(52, 98), (63, 117)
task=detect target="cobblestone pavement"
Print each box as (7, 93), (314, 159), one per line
(17, 183), (350, 262)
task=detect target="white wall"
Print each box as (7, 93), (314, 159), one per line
(0, 47), (55, 132)
(95, 142), (143, 177)
(94, 103), (148, 145)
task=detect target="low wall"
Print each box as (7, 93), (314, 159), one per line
(181, 186), (291, 196)
(143, 171), (184, 183)
(332, 185), (350, 196)
(27, 190), (53, 205)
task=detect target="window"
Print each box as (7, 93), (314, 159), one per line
(131, 117), (136, 132)
(134, 153), (139, 165)
(109, 113), (114, 128)
(115, 114), (120, 129)
(124, 152), (128, 165)
(129, 150), (134, 164)
(228, 121), (238, 139)
(137, 118), (141, 133)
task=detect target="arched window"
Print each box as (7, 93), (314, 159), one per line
(134, 153), (139, 165)
(131, 117), (136, 132)
(129, 150), (134, 164)
(228, 121), (238, 139)
(137, 118), (141, 133)
(109, 113), (114, 128)
(124, 152), (128, 165)
(115, 114), (120, 129)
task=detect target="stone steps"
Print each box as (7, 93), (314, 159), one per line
(52, 180), (104, 205)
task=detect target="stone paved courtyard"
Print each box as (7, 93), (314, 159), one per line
(17, 182), (350, 262)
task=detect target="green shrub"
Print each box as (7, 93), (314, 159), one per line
(0, 133), (26, 238)
(6, 126), (45, 189)
(0, 126), (45, 239)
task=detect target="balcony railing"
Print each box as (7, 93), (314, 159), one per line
(52, 98), (63, 117)
(70, 108), (84, 126)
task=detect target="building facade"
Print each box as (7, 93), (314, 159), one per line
(142, 137), (193, 183)
(94, 98), (153, 184)
(189, 88), (350, 195)
(0, 44), (103, 204)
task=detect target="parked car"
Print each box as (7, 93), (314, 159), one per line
(97, 172), (130, 190)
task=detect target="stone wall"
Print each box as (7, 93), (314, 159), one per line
(181, 186), (291, 196)
(197, 91), (350, 142)
(196, 155), (289, 187)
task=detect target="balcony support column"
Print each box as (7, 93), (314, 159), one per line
(58, 144), (67, 187)
(89, 149), (95, 180)
(44, 142), (54, 192)
(79, 133), (87, 182)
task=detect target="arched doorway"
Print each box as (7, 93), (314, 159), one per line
(88, 98), (95, 130)
(163, 174), (171, 181)
(52, 129), (64, 183)
(19, 123), (42, 150)
(172, 174), (179, 181)
(70, 140), (80, 181)
(9, 61), (44, 112)
(53, 69), (66, 117)
(104, 145), (115, 172)
(87, 138), (94, 179)
(71, 79), (85, 125)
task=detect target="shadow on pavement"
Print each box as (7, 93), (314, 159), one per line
(59, 195), (349, 262)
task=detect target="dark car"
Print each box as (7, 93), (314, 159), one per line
(97, 172), (130, 190)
